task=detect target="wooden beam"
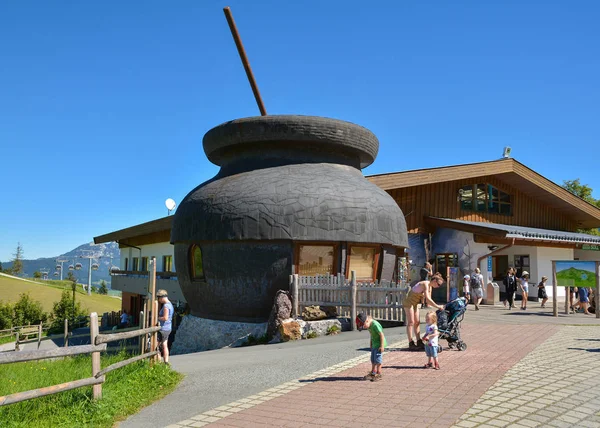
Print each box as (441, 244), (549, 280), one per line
(95, 326), (161, 345)
(0, 376), (104, 406)
(0, 344), (107, 365)
(95, 351), (159, 378)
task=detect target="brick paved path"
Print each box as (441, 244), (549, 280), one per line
(170, 323), (558, 428)
(454, 325), (600, 428)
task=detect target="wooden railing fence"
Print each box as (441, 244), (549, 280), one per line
(0, 306), (160, 406)
(291, 270), (408, 329)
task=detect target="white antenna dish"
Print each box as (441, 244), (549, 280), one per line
(503, 146), (512, 158)
(165, 198), (176, 215)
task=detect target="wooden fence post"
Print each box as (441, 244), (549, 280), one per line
(64, 319), (69, 347)
(90, 312), (102, 400)
(565, 287), (570, 315)
(552, 262), (558, 317)
(351, 270), (357, 331)
(292, 274), (299, 318)
(15, 332), (20, 352)
(139, 311), (145, 354)
(596, 262), (600, 319)
(152, 300), (159, 363)
(37, 323), (42, 350)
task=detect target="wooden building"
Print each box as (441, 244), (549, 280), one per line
(367, 158), (600, 300)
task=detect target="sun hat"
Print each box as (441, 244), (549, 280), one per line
(521, 271), (529, 277)
(464, 274), (470, 280)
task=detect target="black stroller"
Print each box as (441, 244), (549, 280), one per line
(436, 297), (468, 351)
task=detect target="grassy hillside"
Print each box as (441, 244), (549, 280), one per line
(0, 276), (121, 314)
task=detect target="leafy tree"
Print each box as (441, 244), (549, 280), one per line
(0, 261), (3, 272)
(562, 179), (600, 235)
(12, 293), (48, 326)
(33, 271), (42, 279)
(98, 280), (108, 295)
(10, 243), (24, 276)
(51, 290), (87, 330)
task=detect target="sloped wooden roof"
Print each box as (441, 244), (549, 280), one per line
(94, 216), (173, 244)
(367, 159), (600, 229)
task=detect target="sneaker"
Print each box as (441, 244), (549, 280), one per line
(371, 373), (382, 382)
(416, 339), (426, 350)
(408, 342), (419, 351)
(423, 363), (433, 369)
(434, 365), (440, 370)
(363, 372), (375, 381)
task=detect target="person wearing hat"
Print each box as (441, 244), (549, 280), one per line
(519, 271), (530, 310)
(356, 312), (387, 382)
(537, 276), (549, 308)
(462, 274), (471, 305)
(156, 289), (174, 364)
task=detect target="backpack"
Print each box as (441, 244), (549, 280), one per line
(470, 275), (481, 289)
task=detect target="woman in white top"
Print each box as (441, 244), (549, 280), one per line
(519, 271), (530, 310)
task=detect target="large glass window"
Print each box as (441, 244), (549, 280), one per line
(124, 258), (128, 271)
(297, 245), (335, 276)
(141, 257), (149, 272)
(348, 246), (379, 281)
(460, 183), (512, 215)
(190, 245), (204, 280)
(132, 257), (139, 271)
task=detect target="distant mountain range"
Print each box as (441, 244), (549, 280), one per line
(2, 242), (120, 287)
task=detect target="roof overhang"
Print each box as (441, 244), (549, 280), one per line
(367, 159), (600, 229)
(425, 217), (600, 246)
(94, 216), (173, 245)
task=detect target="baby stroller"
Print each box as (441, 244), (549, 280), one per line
(436, 297), (468, 351)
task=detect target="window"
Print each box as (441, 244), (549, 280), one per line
(124, 258), (128, 271)
(141, 257), (149, 272)
(163, 255), (173, 272)
(190, 245), (204, 280)
(514, 255), (530, 279)
(460, 183), (512, 215)
(347, 246), (380, 281)
(132, 257), (139, 271)
(435, 253), (458, 279)
(297, 245), (335, 276)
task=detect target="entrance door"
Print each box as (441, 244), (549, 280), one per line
(492, 255), (509, 281)
(434, 254), (458, 303)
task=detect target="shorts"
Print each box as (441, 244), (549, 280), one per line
(425, 345), (438, 358)
(403, 290), (422, 309)
(538, 288), (548, 299)
(371, 348), (383, 365)
(579, 288), (589, 303)
(472, 287), (483, 299)
(158, 330), (171, 344)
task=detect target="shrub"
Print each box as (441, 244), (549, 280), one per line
(243, 333), (269, 346)
(0, 301), (13, 330)
(51, 290), (87, 330)
(98, 280), (108, 295)
(12, 293), (48, 326)
(326, 324), (341, 335)
(305, 330), (318, 339)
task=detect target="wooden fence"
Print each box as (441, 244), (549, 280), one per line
(0, 304), (160, 406)
(290, 270), (408, 329)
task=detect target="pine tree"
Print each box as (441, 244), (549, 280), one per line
(11, 243), (24, 275)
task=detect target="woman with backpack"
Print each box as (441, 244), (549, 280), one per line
(470, 268), (484, 310)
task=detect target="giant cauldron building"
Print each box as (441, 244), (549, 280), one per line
(171, 115), (409, 325)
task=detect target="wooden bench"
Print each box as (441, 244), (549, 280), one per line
(19, 326), (40, 341)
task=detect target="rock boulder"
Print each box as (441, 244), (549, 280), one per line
(279, 320), (302, 341)
(267, 290), (293, 339)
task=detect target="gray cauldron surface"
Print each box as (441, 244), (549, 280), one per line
(172, 115), (407, 322)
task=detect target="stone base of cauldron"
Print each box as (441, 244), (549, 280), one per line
(171, 315), (267, 355)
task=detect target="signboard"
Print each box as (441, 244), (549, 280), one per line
(447, 267), (459, 301)
(582, 244), (600, 251)
(555, 261), (597, 287)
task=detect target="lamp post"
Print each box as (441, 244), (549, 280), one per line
(78, 250), (101, 296)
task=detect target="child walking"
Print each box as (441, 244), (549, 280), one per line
(422, 311), (440, 370)
(357, 312), (387, 382)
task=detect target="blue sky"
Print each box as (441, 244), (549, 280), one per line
(1, 1), (599, 261)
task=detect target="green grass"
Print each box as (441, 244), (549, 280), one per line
(0, 276), (120, 315)
(0, 352), (183, 428)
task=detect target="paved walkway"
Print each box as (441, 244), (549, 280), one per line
(163, 303), (600, 428)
